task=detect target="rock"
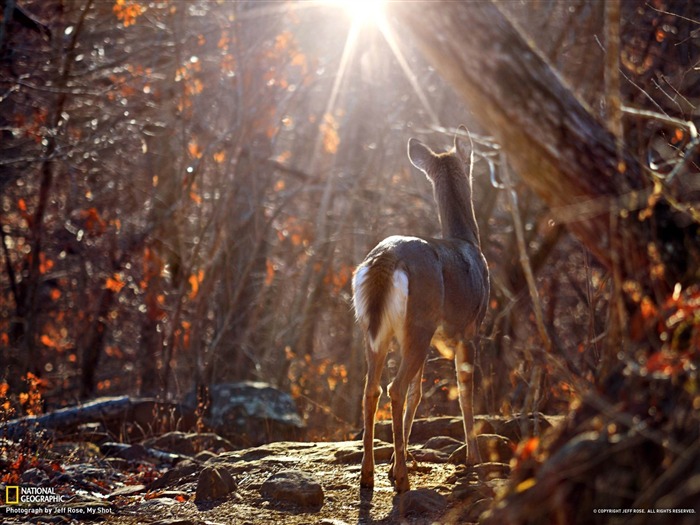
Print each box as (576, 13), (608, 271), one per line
(399, 488), (447, 516)
(140, 498), (180, 511)
(107, 483), (146, 499)
(183, 382), (304, 446)
(29, 516), (70, 524)
(148, 459), (201, 490)
(467, 497), (494, 522)
(260, 469), (324, 508)
(334, 442), (393, 464)
(374, 415), (561, 444)
(494, 413), (553, 442)
(411, 448), (449, 463)
(479, 434), (514, 463)
(194, 466), (237, 502)
(143, 431), (235, 456)
(452, 479), (491, 502)
(194, 450), (217, 462)
(21, 467), (49, 484)
(448, 434), (514, 464)
(423, 435), (464, 455)
(151, 518), (204, 525)
(100, 442), (149, 461)
(474, 462), (511, 480)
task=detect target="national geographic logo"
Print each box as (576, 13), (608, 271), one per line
(4, 486), (67, 504)
(5, 486), (19, 505)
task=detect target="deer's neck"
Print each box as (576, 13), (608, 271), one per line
(433, 166), (480, 246)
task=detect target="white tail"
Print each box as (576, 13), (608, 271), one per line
(352, 130), (489, 493)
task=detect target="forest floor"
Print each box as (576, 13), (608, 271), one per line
(1, 415), (562, 524)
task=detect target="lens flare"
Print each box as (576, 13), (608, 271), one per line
(328, 0), (386, 27)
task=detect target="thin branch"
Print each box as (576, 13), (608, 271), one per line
(621, 105), (698, 138)
(500, 156), (552, 354)
(605, 0), (624, 159)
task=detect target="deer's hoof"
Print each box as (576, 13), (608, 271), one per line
(466, 454), (482, 468)
(394, 476), (410, 494)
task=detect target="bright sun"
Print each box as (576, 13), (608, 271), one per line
(327, 0), (386, 27)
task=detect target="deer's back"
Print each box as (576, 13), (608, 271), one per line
(365, 235), (489, 338)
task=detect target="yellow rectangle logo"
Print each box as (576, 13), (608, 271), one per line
(5, 486), (20, 505)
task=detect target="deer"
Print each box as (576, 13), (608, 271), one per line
(352, 129), (489, 493)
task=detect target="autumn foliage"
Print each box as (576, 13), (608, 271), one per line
(0, 0), (698, 469)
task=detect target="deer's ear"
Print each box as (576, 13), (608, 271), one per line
(408, 138), (434, 174)
(454, 125), (473, 165)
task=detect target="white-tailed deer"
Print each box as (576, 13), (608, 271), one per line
(352, 130), (489, 493)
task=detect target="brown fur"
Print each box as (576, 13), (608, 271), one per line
(354, 251), (398, 340)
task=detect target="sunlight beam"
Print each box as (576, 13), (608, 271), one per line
(326, 0), (386, 28)
(375, 15), (440, 127)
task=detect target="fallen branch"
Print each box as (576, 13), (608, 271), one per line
(0, 396), (196, 441)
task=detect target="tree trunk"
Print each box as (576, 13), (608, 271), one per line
(391, 1), (697, 292)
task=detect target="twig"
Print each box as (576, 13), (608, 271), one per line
(500, 155), (552, 354)
(500, 155), (552, 434)
(621, 105), (698, 139)
(605, 0), (624, 160)
(621, 105), (699, 184)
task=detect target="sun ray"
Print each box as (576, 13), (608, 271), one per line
(375, 15), (440, 127)
(318, 0), (441, 128)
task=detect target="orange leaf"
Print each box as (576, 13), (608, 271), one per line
(188, 270), (204, 300)
(188, 275), (199, 299)
(265, 259), (275, 286)
(40, 334), (57, 348)
(106, 273), (125, 292)
(190, 190), (202, 205)
(39, 253), (54, 275)
(319, 113), (340, 154)
(188, 140), (202, 159)
(113, 0), (145, 27)
(673, 128), (684, 143)
(640, 296), (657, 320)
(80, 207), (106, 234)
(517, 437), (539, 462)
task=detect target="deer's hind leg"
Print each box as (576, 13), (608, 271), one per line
(387, 328), (432, 493)
(455, 338), (481, 466)
(403, 360), (426, 453)
(361, 335), (390, 489)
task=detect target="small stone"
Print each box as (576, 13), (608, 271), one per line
(107, 484), (146, 499)
(148, 459), (200, 490)
(448, 434), (513, 465)
(423, 436), (464, 455)
(21, 467), (49, 484)
(152, 519), (203, 525)
(474, 462), (511, 480)
(260, 470), (324, 508)
(466, 497), (493, 522)
(478, 434), (514, 463)
(399, 488), (447, 516)
(100, 442), (149, 461)
(411, 448), (449, 463)
(194, 450), (217, 462)
(451, 478), (494, 502)
(194, 466), (237, 502)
